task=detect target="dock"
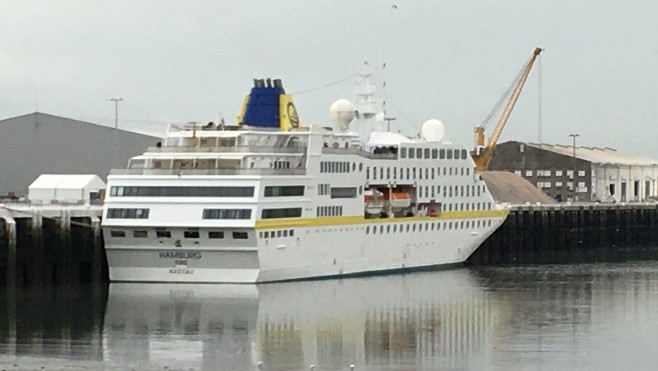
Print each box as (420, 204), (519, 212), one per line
(2, 202), (658, 287)
(468, 203), (658, 265)
(0, 204), (103, 288)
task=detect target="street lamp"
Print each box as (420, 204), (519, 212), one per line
(109, 98), (123, 129)
(569, 133), (579, 199)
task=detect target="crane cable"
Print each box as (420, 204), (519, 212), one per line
(478, 58), (530, 130)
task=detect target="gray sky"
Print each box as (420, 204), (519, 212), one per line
(2, 1), (657, 156)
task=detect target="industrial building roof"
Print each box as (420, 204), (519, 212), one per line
(525, 142), (658, 166)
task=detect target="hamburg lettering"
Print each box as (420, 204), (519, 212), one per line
(159, 251), (202, 260)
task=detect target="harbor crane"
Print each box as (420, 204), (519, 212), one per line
(472, 47), (543, 172)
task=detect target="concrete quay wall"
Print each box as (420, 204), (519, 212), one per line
(468, 203), (658, 265)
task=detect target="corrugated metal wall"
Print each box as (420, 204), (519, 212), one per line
(0, 112), (160, 196)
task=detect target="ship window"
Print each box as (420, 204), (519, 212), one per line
(109, 186), (255, 197)
(386, 225), (390, 233)
(409, 149), (415, 159)
(387, 167), (390, 179)
(283, 230), (288, 237)
(431, 149), (438, 159)
(447, 150), (453, 160)
(380, 167), (383, 179)
(449, 168), (453, 176)
(412, 224), (416, 232)
(393, 167), (397, 179)
(461, 149), (467, 159)
(184, 230), (200, 239)
(106, 208), (150, 219)
(352, 162), (356, 172)
(466, 168), (470, 176)
(331, 187), (357, 198)
(366, 167), (370, 179)
(133, 230), (148, 238)
(406, 224), (410, 232)
(419, 168), (423, 180)
(431, 168), (435, 179)
(424, 148), (430, 159)
(406, 168), (410, 179)
(366, 226), (370, 234)
(400, 148), (407, 158)
(156, 230), (171, 238)
(373, 225), (377, 234)
(413, 168), (417, 179)
(203, 209), (252, 219)
(359, 163), (363, 172)
(110, 230), (125, 238)
(232, 231), (248, 239)
(425, 168), (429, 179)
(439, 149), (446, 159)
(290, 229), (294, 237)
(373, 167), (377, 179)
(416, 148), (423, 158)
(431, 223), (435, 231)
(393, 224), (397, 233)
(263, 231), (269, 238)
(380, 225), (384, 234)
(265, 186), (304, 197)
(262, 208), (302, 219)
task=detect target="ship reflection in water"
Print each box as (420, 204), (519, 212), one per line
(3, 263), (658, 370)
(104, 269), (498, 370)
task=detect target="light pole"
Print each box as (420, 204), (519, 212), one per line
(109, 98), (123, 129)
(569, 133), (579, 199)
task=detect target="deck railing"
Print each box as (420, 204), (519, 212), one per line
(110, 168), (307, 176)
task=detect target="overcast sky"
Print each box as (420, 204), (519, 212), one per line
(2, 1), (657, 156)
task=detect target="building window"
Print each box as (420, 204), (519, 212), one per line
(184, 230), (200, 239)
(262, 208), (303, 219)
(133, 230), (148, 238)
(110, 186), (254, 197)
(208, 231), (224, 239)
(578, 170), (586, 177)
(264, 185), (304, 197)
(106, 208), (149, 219)
(110, 230), (125, 238)
(331, 187), (357, 199)
(202, 209), (252, 219)
(232, 231), (248, 239)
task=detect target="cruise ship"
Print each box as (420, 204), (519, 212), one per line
(102, 74), (508, 283)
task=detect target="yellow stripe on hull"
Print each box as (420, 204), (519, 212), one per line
(255, 209), (509, 230)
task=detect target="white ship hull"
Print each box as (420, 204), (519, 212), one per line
(105, 212), (506, 283)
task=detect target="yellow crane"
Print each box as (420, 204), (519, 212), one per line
(473, 47), (543, 172)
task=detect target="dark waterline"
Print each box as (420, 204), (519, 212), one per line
(1, 261), (658, 370)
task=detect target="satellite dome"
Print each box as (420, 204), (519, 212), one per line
(330, 99), (356, 132)
(421, 119), (445, 142)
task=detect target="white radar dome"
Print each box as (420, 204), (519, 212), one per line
(330, 99), (356, 132)
(421, 119), (446, 142)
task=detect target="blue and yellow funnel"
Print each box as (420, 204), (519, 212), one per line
(236, 78), (300, 131)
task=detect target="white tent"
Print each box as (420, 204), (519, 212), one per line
(28, 174), (106, 204)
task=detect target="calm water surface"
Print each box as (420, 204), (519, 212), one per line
(1, 261), (658, 370)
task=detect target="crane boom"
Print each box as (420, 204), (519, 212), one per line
(473, 47), (543, 172)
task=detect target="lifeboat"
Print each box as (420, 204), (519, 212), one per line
(364, 189), (412, 211)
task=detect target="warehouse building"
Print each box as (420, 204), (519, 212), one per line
(0, 112), (161, 197)
(489, 141), (658, 202)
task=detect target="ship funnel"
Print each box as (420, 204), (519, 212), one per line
(236, 78), (301, 131)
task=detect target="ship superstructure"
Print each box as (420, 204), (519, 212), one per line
(102, 77), (508, 283)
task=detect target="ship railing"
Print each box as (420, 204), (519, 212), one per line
(146, 146), (305, 154)
(322, 147), (397, 160)
(109, 168), (307, 176)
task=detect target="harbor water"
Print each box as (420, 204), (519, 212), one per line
(0, 259), (658, 370)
